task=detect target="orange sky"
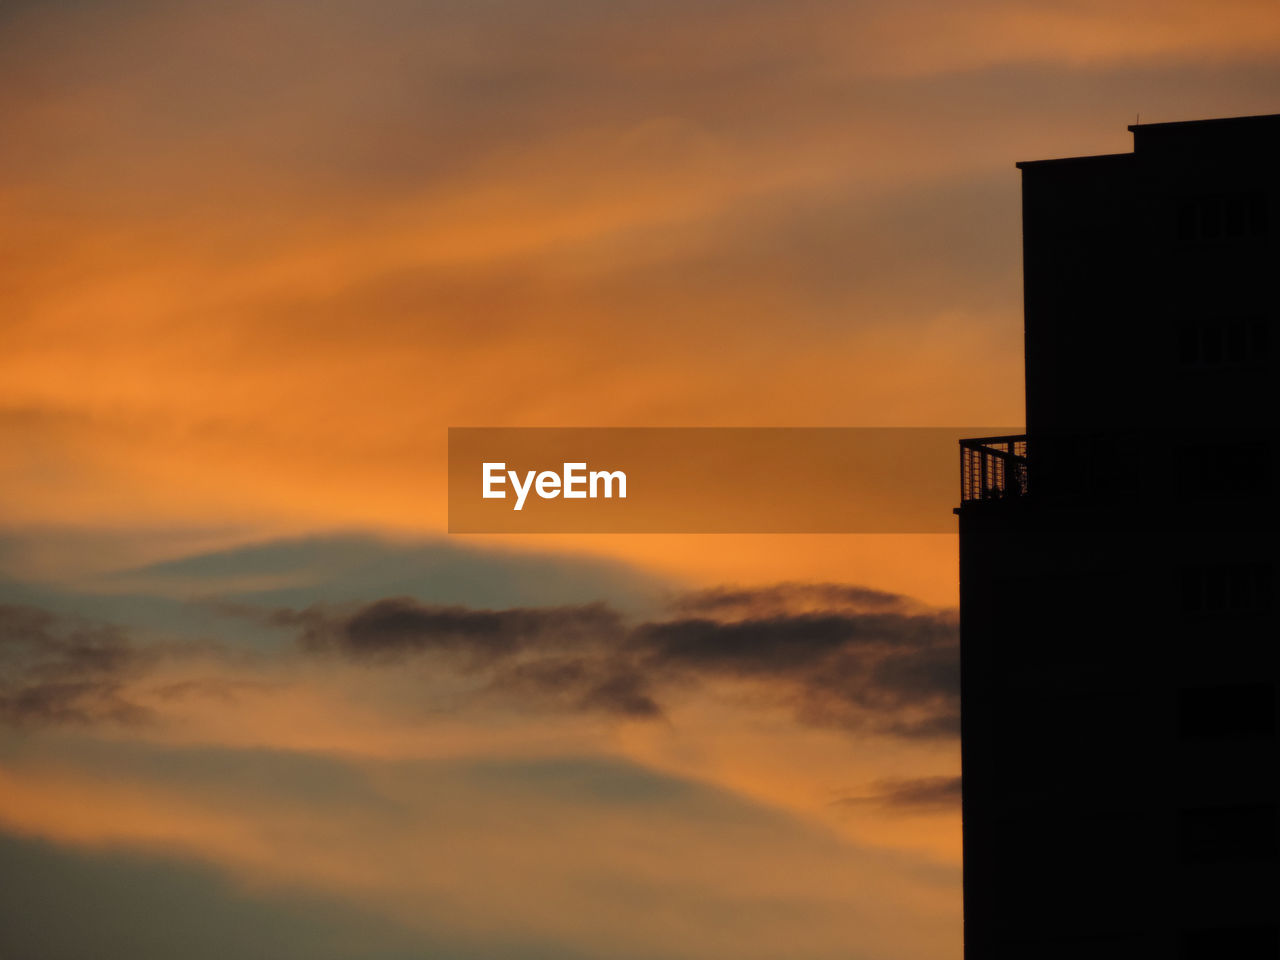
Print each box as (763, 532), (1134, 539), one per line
(5, 0), (1279, 601)
(7, 0), (1279, 600)
(3, 1), (1280, 958)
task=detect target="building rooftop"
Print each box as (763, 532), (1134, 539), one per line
(1015, 111), (1280, 169)
(1125, 111), (1280, 134)
(1014, 152), (1130, 170)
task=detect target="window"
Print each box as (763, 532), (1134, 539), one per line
(1178, 684), (1277, 740)
(1177, 192), (1269, 242)
(1177, 317), (1271, 367)
(1176, 441), (1271, 499)
(1179, 563), (1274, 616)
(1179, 804), (1279, 864)
(1180, 925), (1279, 959)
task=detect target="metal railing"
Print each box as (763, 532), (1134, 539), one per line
(960, 435), (1028, 502)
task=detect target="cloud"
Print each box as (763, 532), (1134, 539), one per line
(0, 744), (961, 960)
(270, 596), (661, 718)
(484, 656), (663, 719)
(0, 603), (151, 726)
(838, 776), (964, 811)
(107, 532), (669, 614)
(150, 677), (278, 704)
(0, 832), (453, 960)
(267, 584), (959, 738)
(282, 598), (626, 663)
(0, 577), (957, 740)
(667, 581), (914, 618)
(0, 602), (262, 727)
(6, 0), (1279, 554)
(641, 610), (959, 738)
(0, 583), (963, 955)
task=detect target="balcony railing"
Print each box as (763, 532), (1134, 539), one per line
(960, 435), (1028, 502)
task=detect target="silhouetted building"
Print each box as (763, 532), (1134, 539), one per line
(958, 114), (1279, 958)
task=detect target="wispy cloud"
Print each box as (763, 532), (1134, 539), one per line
(0, 579), (962, 957)
(256, 585), (959, 737)
(837, 775), (964, 811)
(0, 603), (151, 726)
(7, 0), (1277, 560)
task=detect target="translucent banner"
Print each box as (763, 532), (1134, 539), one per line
(448, 427), (1020, 533)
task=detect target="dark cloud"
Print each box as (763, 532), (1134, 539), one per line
(836, 776), (963, 811)
(111, 532), (668, 615)
(277, 596), (657, 717)
(639, 609), (958, 737)
(149, 677), (277, 704)
(280, 598), (625, 665)
(1, 581), (958, 736)
(485, 657), (662, 719)
(275, 586), (959, 738)
(666, 582), (912, 619)
(0, 603), (151, 726)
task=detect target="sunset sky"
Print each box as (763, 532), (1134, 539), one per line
(4, 2), (1280, 957)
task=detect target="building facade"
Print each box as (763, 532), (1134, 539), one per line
(958, 114), (1279, 958)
